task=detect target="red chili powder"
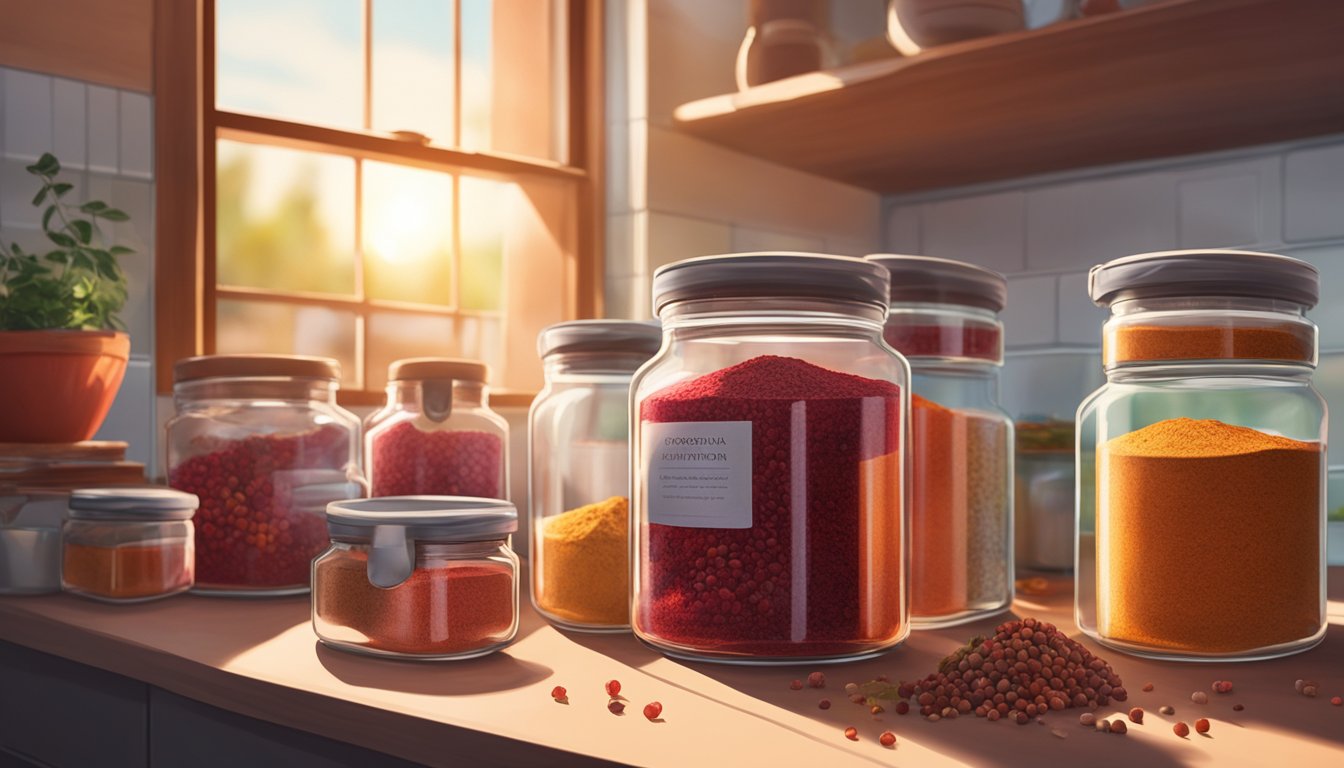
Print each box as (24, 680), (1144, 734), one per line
(884, 324), (1000, 361)
(639, 355), (904, 657)
(910, 395), (968, 618)
(169, 425), (350, 590)
(369, 421), (503, 498)
(314, 550), (515, 655)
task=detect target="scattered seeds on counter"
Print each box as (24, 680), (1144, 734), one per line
(844, 726), (859, 741)
(1195, 718), (1210, 734)
(607, 700), (626, 715)
(1233, 704), (1245, 711)
(1142, 682), (1155, 692)
(1173, 722), (1190, 738)
(790, 679), (804, 691)
(1159, 705), (1175, 715)
(987, 709), (1001, 721)
(1095, 718), (1110, 732)
(643, 702), (663, 720)
(875, 674), (890, 683)
(1128, 707), (1144, 724)
(1015, 712), (1030, 725)
(605, 679), (622, 697)
(808, 671), (826, 689)
(1302, 684), (1319, 698)
(844, 683), (859, 696)
(1212, 680), (1233, 694)
(1079, 712), (1096, 727)
(895, 701), (910, 715)
(1110, 720), (1128, 734)
(551, 686), (568, 702)
(850, 694), (868, 705)
(928, 713), (942, 722)
(871, 705), (885, 715)
(1191, 691), (1208, 704)
(879, 731), (897, 748)
(819, 698), (832, 710)
(1052, 728), (1068, 739)
(1331, 696), (1342, 707)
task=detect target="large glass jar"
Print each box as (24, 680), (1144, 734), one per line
(312, 497), (520, 660)
(631, 252), (910, 663)
(1077, 250), (1327, 661)
(365, 359), (508, 500)
(529, 320), (661, 632)
(166, 355), (366, 596)
(869, 254), (1013, 628)
(62, 488), (197, 603)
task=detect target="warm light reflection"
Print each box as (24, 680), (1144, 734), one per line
(361, 162), (454, 305)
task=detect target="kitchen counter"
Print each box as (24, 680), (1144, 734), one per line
(1, 570), (1341, 767)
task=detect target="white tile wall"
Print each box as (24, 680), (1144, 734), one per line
(1056, 271), (1106, 346)
(1176, 157), (1280, 249)
(1281, 243), (1344, 352)
(0, 65), (155, 473)
(921, 191), (1027, 273)
(730, 225), (824, 254)
(1026, 171), (1177, 271)
(1285, 143), (1344, 243)
(1002, 275), (1058, 347)
(648, 211), (732, 271)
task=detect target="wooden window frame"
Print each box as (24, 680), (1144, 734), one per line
(153, 0), (605, 408)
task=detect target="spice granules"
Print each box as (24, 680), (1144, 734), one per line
(314, 549), (514, 656)
(639, 355), (903, 657)
(910, 395), (968, 618)
(370, 421), (503, 498)
(63, 542), (193, 601)
(536, 496), (629, 626)
(883, 324), (1000, 361)
(1104, 324), (1313, 365)
(1098, 418), (1321, 653)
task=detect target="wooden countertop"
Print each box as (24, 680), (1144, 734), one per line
(1, 570), (1341, 767)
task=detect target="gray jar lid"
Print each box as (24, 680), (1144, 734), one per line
(69, 488), (200, 521)
(1089, 250), (1320, 308)
(536, 320), (662, 359)
(651, 252), (891, 315)
(866, 254), (1007, 312)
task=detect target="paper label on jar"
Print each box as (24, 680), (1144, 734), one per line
(643, 420), (752, 528)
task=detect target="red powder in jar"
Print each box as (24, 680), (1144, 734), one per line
(314, 550), (515, 655)
(370, 421), (503, 498)
(169, 425), (351, 590)
(639, 355), (904, 657)
(884, 324), (1000, 361)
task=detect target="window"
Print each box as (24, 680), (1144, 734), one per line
(154, 0), (604, 403)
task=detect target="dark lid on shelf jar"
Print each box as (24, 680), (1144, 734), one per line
(68, 487), (199, 521)
(388, 358), (489, 384)
(174, 354), (340, 383)
(866, 254), (1007, 312)
(1089, 250), (1320, 308)
(536, 320), (662, 359)
(651, 252), (891, 315)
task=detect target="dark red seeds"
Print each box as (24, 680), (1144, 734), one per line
(819, 699), (831, 710)
(1129, 707), (1144, 724)
(790, 679), (804, 691)
(608, 700), (625, 715)
(1195, 718), (1210, 734)
(844, 726), (859, 741)
(1142, 682), (1154, 692)
(551, 686), (567, 700)
(1110, 720), (1127, 734)
(879, 731), (897, 748)
(1331, 697), (1342, 707)
(1233, 704), (1245, 711)
(644, 702), (663, 720)
(1173, 722), (1190, 738)
(1212, 680), (1234, 694)
(606, 679), (621, 697)
(369, 421), (503, 498)
(808, 671), (826, 689)
(895, 701), (910, 715)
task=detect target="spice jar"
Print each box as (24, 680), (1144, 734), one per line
(62, 488), (197, 603)
(1077, 250), (1327, 661)
(166, 355), (366, 596)
(529, 320), (661, 632)
(365, 358), (508, 500)
(631, 252), (910, 663)
(868, 254), (1013, 628)
(312, 497), (520, 660)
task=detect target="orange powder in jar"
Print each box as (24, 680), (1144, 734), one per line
(1105, 324), (1313, 365)
(62, 542), (194, 601)
(909, 394), (968, 618)
(1099, 418), (1322, 653)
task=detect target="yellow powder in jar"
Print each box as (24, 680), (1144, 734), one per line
(537, 496), (629, 626)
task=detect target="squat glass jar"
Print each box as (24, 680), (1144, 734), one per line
(365, 358), (508, 500)
(312, 497), (520, 660)
(868, 254), (1013, 628)
(631, 252), (910, 664)
(166, 355), (366, 596)
(530, 320), (661, 632)
(62, 488), (198, 603)
(1077, 250), (1327, 661)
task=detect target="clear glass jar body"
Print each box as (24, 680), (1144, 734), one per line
(632, 298), (911, 663)
(530, 352), (644, 632)
(365, 380), (509, 500)
(886, 302), (1013, 628)
(62, 518), (194, 603)
(166, 379), (365, 596)
(312, 538), (519, 660)
(1076, 297), (1327, 661)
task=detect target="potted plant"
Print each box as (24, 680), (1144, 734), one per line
(0, 153), (134, 443)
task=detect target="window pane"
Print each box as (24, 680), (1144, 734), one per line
(457, 314), (505, 387)
(217, 300), (360, 388)
(217, 141), (356, 296)
(372, 0), (454, 142)
(362, 162), (454, 306)
(460, 0), (493, 152)
(459, 177), (511, 312)
(366, 312), (456, 390)
(216, 0), (363, 130)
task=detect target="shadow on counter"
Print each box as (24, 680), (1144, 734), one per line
(316, 643), (552, 695)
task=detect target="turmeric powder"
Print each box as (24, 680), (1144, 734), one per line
(1099, 418), (1322, 654)
(535, 496), (629, 627)
(1105, 324), (1313, 365)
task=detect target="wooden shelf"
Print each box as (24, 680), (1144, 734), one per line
(674, 0), (1344, 195)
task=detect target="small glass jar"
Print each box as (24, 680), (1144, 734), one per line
(869, 255), (1014, 628)
(312, 497), (520, 660)
(1077, 250), (1327, 661)
(166, 355), (366, 596)
(62, 488), (198, 603)
(529, 320), (661, 632)
(365, 358), (508, 500)
(632, 252), (910, 664)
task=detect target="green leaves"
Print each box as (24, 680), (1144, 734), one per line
(0, 152), (133, 331)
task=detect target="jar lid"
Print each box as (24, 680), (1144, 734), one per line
(865, 254), (1007, 312)
(174, 354), (340, 383)
(536, 320), (662, 359)
(651, 252), (891, 315)
(388, 357), (489, 384)
(1089, 250), (1320, 308)
(68, 487), (199, 520)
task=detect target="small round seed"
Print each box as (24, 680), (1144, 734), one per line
(1110, 720), (1127, 734)
(844, 726), (858, 741)
(1142, 682), (1154, 692)
(1191, 691), (1208, 704)
(1195, 718), (1210, 734)
(1159, 705), (1175, 715)
(879, 731), (896, 748)
(1129, 707), (1144, 724)
(789, 679), (803, 691)
(819, 699), (831, 710)
(1233, 704), (1245, 711)
(1173, 721), (1190, 738)
(808, 671), (826, 689)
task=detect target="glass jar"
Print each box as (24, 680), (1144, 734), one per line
(869, 254), (1013, 628)
(631, 252), (910, 663)
(1077, 250), (1327, 661)
(529, 320), (661, 632)
(365, 358), (508, 500)
(62, 488), (197, 603)
(166, 355), (366, 596)
(312, 497), (520, 660)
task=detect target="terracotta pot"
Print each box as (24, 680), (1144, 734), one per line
(0, 330), (130, 443)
